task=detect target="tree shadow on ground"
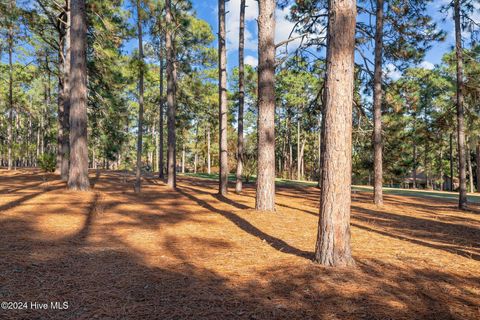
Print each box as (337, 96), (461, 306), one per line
(1, 170), (479, 319)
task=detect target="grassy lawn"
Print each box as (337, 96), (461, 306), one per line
(182, 172), (480, 203)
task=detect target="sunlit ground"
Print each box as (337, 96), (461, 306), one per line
(0, 169), (479, 319)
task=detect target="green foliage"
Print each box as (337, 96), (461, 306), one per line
(38, 153), (56, 172)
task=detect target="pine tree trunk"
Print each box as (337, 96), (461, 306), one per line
(373, 0), (384, 204)
(218, 0), (229, 195)
(158, 19), (165, 179)
(439, 146), (443, 191)
(314, 0), (356, 267)
(57, 31), (65, 175)
(236, 0), (246, 194)
(207, 125), (211, 174)
(450, 133), (454, 191)
(166, 0), (176, 188)
(61, 2), (71, 181)
(68, 0), (90, 190)
(297, 113), (301, 180)
(454, 0), (467, 209)
(476, 143), (480, 193)
(255, 0), (276, 211)
(413, 111), (417, 188)
(134, 0), (145, 193)
(181, 144), (185, 174)
(467, 145), (474, 193)
(7, 2), (14, 171)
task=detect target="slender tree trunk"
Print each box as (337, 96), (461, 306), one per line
(158, 19), (165, 179)
(166, 0), (176, 188)
(56, 17), (66, 175)
(297, 113), (301, 180)
(476, 143), (480, 193)
(236, 0), (246, 194)
(300, 137), (305, 180)
(467, 145), (474, 193)
(7, 3), (14, 171)
(134, 0), (145, 193)
(68, 0), (90, 190)
(317, 114), (322, 187)
(218, 0), (228, 195)
(194, 122), (199, 174)
(255, 0), (276, 211)
(181, 144), (185, 174)
(439, 145), (443, 191)
(207, 125), (211, 174)
(450, 132), (454, 191)
(315, 0), (356, 267)
(61, 2), (71, 181)
(373, 0), (384, 204)
(454, 0), (467, 209)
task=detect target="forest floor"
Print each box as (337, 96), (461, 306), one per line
(0, 169), (479, 320)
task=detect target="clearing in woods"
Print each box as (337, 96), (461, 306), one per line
(0, 169), (479, 319)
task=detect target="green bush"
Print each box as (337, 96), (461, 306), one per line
(38, 153), (56, 172)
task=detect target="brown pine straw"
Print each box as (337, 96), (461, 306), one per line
(0, 169), (478, 319)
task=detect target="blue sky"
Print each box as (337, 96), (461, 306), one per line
(191, 0), (465, 79)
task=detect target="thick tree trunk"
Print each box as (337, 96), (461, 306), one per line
(61, 3), (71, 181)
(454, 0), (467, 209)
(166, 0), (176, 188)
(236, 0), (246, 194)
(134, 0), (145, 193)
(314, 0), (356, 267)
(255, 0), (276, 211)
(68, 0), (90, 190)
(218, 0), (229, 195)
(476, 143), (480, 193)
(373, 0), (384, 204)
(158, 19), (165, 179)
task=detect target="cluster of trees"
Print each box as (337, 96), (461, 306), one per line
(0, 0), (479, 266)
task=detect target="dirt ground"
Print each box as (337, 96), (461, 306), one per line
(0, 169), (479, 320)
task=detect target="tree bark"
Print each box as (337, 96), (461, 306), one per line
(454, 0), (467, 209)
(207, 125), (211, 174)
(218, 0), (229, 195)
(68, 0), (90, 190)
(236, 0), (246, 194)
(255, 0), (276, 211)
(158, 16), (165, 179)
(373, 0), (384, 205)
(467, 144), (474, 193)
(297, 112), (301, 180)
(314, 0), (356, 267)
(450, 132), (454, 191)
(166, 0), (176, 188)
(61, 1), (71, 181)
(476, 143), (480, 193)
(7, 0), (14, 171)
(134, 0), (145, 193)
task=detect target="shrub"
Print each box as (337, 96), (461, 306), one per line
(38, 153), (56, 172)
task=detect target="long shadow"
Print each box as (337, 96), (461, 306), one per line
(352, 205), (480, 261)
(176, 187), (312, 260)
(0, 185), (64, 212)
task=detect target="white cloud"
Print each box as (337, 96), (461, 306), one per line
(226, 0), (258, 52)
(419, 61), (435, 70)
(225, 2), (310, 54)
(384, 63), (402, 81)
(244, 55), (258, 67)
